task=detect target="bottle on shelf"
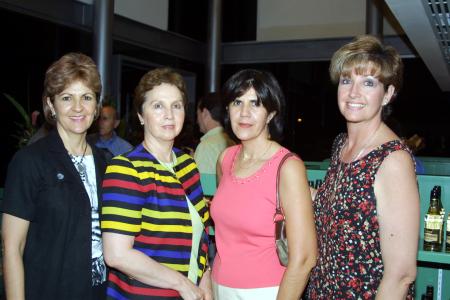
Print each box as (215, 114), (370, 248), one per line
(434, 185), (445, 245)
(423, 187), (444, 252)
(446, 213), (450, 253)
(425, 285), (433, 300)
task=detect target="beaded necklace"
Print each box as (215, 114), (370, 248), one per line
(69, 143), (88, 176)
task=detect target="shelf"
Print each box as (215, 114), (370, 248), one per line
(417, 250), (450, 265)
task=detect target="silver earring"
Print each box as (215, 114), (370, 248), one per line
(51, 112), (56, 119)
(140, 121), (144, 125)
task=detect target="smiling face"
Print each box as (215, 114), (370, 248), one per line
(138, 83), (185, 145)
(337, 70), (394, 125)
(47, 80), (97, 139)
(228, 87), (274, 142)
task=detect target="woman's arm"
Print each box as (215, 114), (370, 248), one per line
(277, 157), (318, 300)
(198, 269), (212, 300)
(374, 150), (419, 300)
(216, 149), (226, 184)
(103, 232), (204, 300)
(2, 214), (30, 300)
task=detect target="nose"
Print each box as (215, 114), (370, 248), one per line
(165, 107), (174, 119)
(240, 102), (251, 117)
(349, 82), (360, 99)
(72, 98), (83, 112)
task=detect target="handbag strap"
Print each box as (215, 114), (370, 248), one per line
(274, 152), (298, 221)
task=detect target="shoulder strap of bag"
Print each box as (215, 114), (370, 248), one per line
(274, 152), (298, 220)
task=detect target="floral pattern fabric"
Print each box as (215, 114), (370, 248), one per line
(307, 133), (414, 299)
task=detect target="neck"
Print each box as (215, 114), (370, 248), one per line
(57, 126), (87, 155)
(343, 122), (383, 162)
(241, 138), (272, 160)
(100, 131), (114, 141)
(346, 121), (383, 149)
(205, 121), (221, 133)
(143, 137), (174, 163)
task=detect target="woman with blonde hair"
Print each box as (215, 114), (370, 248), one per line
(307, 35), (419, 299)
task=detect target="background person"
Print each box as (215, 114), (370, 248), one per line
(307, 35), (419, 299)
(2, 53), (107, 299)
(210, 69), (317, 300)
(101, 68), (212, 300)
(88, 103), (133, 158)
(195, 92), (235, 176)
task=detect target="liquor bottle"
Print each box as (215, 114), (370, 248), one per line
(434, 185), (445, 245)
(423, 188), (443, 251)
(446, 213), (450, 253)
(426, 285), (433, 300)
(434, 185), (445, 217)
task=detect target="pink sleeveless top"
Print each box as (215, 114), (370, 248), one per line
(210, 145), (293, 288)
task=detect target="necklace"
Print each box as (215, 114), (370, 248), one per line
(239, 141), (273, 169)
(69, 142), (88, 175)
(330, 125), (382, 200)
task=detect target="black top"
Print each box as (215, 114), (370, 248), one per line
(2, 130), (107, 300)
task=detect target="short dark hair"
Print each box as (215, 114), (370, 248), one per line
(329, 35), (403, 119)
(222, 69), (285, 142)
(42, 53), (101, 125)
(134, 67), (187, 115)
(101, 103), (119, 120)
(197, 92), (225, 125)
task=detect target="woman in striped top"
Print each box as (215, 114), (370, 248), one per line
(101, 68), (211, 300)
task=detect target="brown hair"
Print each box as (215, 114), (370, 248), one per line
(134, 67), (187, 115)
(42, 53), (102, 124)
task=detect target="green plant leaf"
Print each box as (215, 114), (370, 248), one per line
(4, 93), (31, 128)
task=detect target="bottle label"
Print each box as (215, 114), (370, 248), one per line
(424, 214), (444, 230)
(424, 229), (440, 242)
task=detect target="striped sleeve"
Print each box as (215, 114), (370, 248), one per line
(101, 156), (144, 235)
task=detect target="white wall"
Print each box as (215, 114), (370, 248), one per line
(257, 0), (400, 41)
(76, 0), (168, 30)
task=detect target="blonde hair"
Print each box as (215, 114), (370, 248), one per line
(329, 35), (403, 96)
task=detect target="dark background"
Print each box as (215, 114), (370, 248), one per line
(1, 0), (449, 185)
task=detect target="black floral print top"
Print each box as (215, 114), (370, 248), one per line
(307, 133), (414, 300)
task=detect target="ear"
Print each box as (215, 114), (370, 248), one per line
(203, 108), (212, 120)
(137, 113), (144, 125)
(114, 119), (120, 129)
(383, 85), (396, 106)
(267, 111), (276, 124)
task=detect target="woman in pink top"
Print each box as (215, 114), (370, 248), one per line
(209, 69), (317, 299)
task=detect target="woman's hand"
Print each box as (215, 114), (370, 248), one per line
(177, 276), (206, 300)
(199, 269), (213, 300)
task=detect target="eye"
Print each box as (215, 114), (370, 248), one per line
(152, 102), (162, 109)
(363, 79), (375, 87)
(173, 102), (183, 109)
(83, 94), (94, 101)
(250, 99), (260, 107)
(340, 77), (351, 85)
(231, 99), (242, 106)
(61, 95), (71, 101)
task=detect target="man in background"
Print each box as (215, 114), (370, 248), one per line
(195, 92), (234, 175)
(195, 92), (234, 265)
(88, 104), (133, 158)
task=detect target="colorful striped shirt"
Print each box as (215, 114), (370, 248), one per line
(101, 144), (210, 299)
